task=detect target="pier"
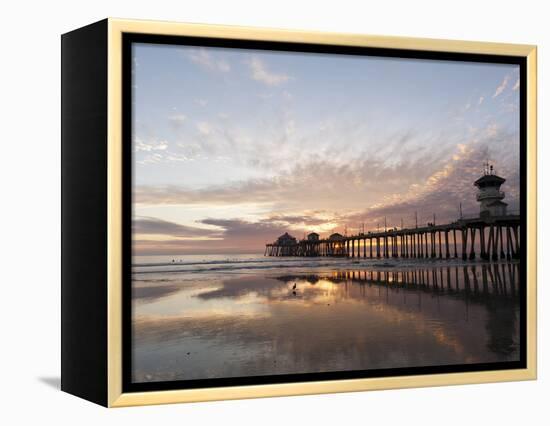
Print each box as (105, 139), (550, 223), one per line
(264, 164), (521, 261)
(264, 215), (521, 261)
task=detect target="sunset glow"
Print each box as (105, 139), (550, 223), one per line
(132, 44), (520, 255)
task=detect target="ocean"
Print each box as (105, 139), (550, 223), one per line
(132, 254), (521, 383)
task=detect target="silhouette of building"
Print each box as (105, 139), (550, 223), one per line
(276, 232), (298, 246)
(474, 163), (507, 217)
(307, 232), (320, 241)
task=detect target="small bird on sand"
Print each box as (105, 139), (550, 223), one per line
(292, 282), (297, 290)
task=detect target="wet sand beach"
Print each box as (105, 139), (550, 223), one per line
(132, 256), (520, 383)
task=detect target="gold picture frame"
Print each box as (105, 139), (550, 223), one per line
(61, 18), (537, 407)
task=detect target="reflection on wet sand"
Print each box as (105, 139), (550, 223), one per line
(132, 262), (520, 383)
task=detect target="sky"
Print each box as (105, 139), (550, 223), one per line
(131, 42), (520, 255)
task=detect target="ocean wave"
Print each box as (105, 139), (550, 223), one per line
(131, 257), (491, 275)
(133, 261), (350, 275)
(134, 257), (327, 268)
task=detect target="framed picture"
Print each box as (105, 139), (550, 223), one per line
(61, 18), (537, 407)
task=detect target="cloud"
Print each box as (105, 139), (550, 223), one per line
(261, 213), (330, 226)
(133, 143), (454, 210)
(478, 96), (484, 105)
(188, 49), (230, 73)
(134, 120), (519, 216)
(344, 136), (520, 229)
(201, 218), (286, 238)
(196, 121), (213, 136)
(133, 209), (347, 255)
(167, 114), (187, 131)
(132, 118), (520, 254)
(493, 75), (510, 98)
(133, 133), (520, 255)
(138, 100), (434, 176)
(247, 57), (290, 86)
(133, 216), (220, 238)
(513, 78), (520, 91)
(137, 153), (163, 165)
(134, 138), (168, 152)
(199, 217), (329, 251)
(168, 114), (187, 124)
(486, 123), (498, 138)
(134, 218), (297, 255)
(133, 216), (323, 254)
(163, 153), (192, 162)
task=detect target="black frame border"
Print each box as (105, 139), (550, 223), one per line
(122, 33), (528, 394)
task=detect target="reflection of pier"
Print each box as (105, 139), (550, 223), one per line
(330, 263), (519, 299)
(265, 216), (521, 261)
(276, 262), (520, 300)
(265, 165), (521, 261)
(276, 262), (520, 356)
